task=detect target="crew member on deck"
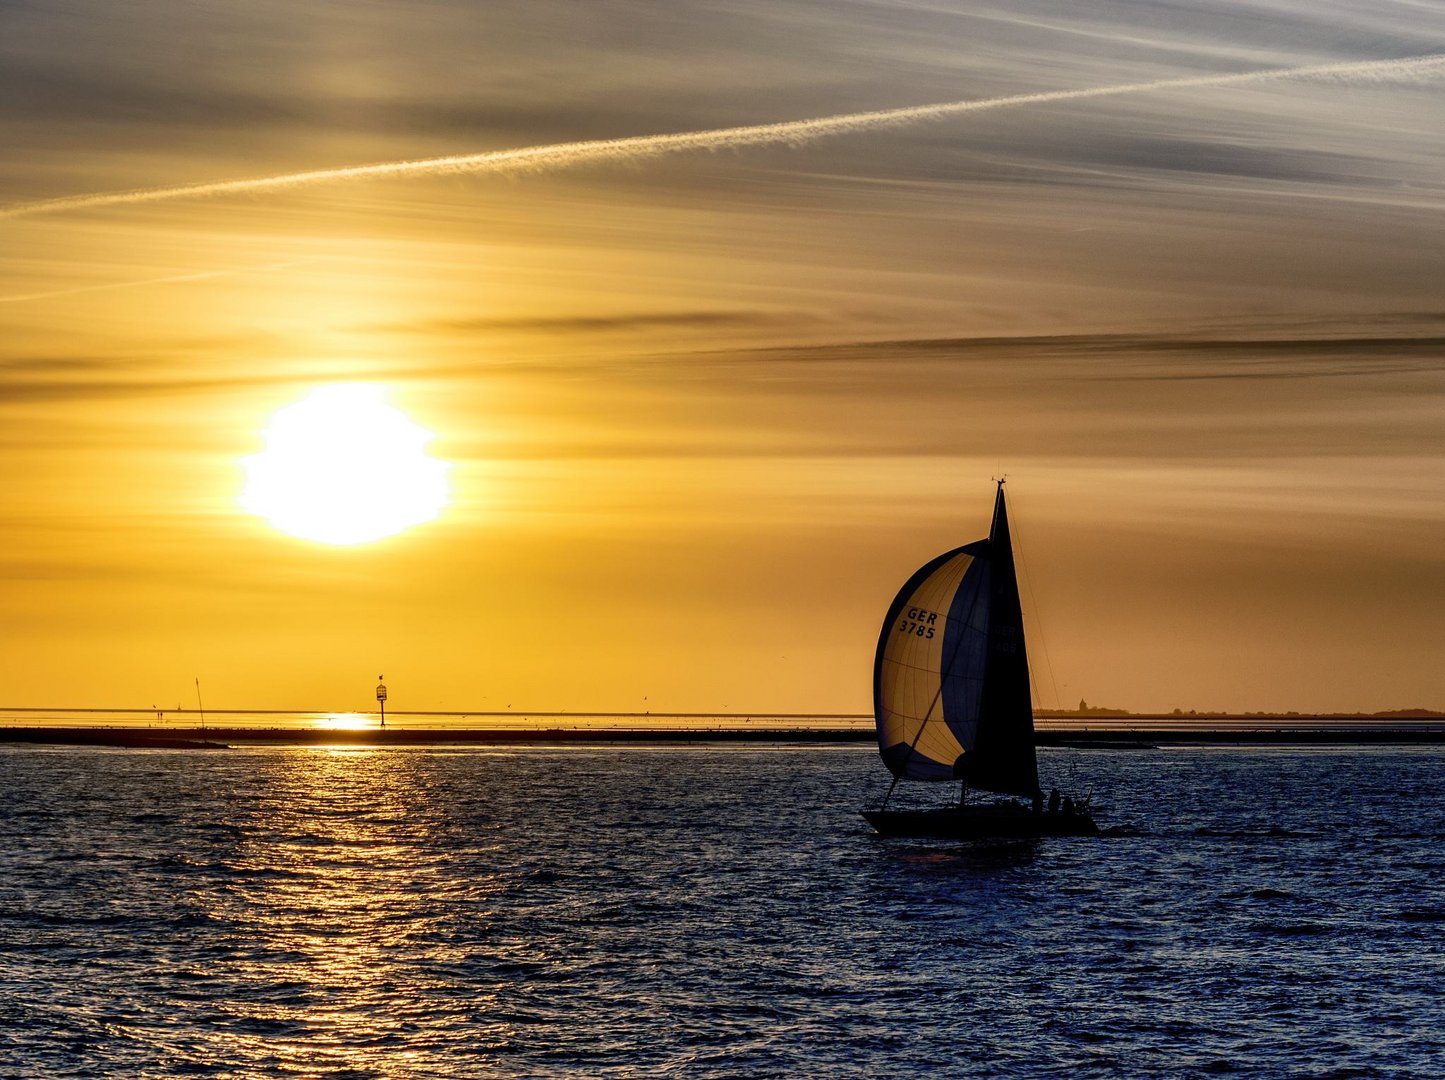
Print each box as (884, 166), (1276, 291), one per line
(1049, 788), (1061, 814)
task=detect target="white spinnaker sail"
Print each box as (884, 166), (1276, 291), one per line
(874, 545), (991, 781)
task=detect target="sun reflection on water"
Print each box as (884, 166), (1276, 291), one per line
(197, 749), (511, 1072)
(315, 713), (375, 730)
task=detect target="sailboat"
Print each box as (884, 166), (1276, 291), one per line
(861, 481), (1097, 838)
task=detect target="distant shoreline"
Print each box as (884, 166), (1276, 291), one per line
(3, 725), (1443, 749)
(3, 708), (1442, 723)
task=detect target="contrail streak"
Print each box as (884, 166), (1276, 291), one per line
(3, 54), (1442, 222)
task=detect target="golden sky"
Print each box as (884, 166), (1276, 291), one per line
(3, 1), (1444, 713)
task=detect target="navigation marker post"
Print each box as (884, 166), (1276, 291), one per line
(376, 676), (388, 729)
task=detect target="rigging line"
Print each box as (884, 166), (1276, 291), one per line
(882, 772), (902, 811)
(1015, 548), (1051, 714)
(882, 567), (975, 811)
(895, 560), (988, 778)
(1008, 486), (1062, 712)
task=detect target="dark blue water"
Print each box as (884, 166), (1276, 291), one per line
(2, 744), (1443, 1077)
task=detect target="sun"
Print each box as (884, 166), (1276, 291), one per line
(240, 383), (450, 545)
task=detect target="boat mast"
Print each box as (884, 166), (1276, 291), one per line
(972, 475), (1041, 799)
(990, 476), (1008, 543)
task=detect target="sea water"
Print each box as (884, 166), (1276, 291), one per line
(1, 744), (1442, 1077)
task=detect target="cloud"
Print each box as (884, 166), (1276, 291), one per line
(10, 327), (1437, 407)
(396, 310), (802, 334)
(5, 53), (1442, 221)
(0, 260), (317, 305)
(0, 355), (118, 375)
(716, 329), (1445, 366)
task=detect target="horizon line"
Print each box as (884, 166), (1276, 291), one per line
(2, 707), (1441, 719)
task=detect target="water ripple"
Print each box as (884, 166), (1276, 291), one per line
(1, 744), (1443, 1076)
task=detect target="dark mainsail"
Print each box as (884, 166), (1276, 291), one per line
(873, 482), (1039, 798)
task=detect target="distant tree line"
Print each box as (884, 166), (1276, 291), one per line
(1036, 702), (1443, 718)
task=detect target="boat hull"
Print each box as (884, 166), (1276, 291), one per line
(861, 805), (1098, 838)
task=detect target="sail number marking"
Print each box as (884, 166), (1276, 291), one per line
(897, 606), (938, 639)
